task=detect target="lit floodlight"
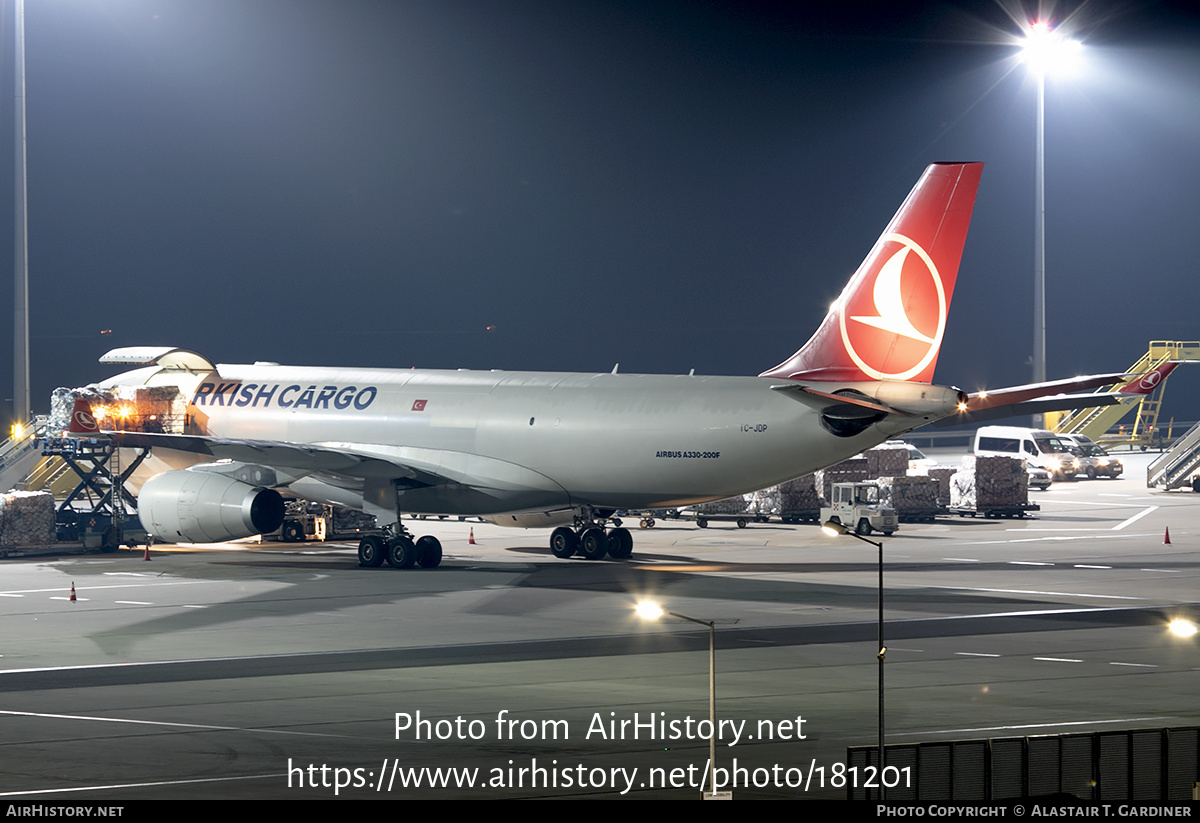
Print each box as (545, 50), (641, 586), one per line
(1020, 20), (1082, 75)
(821, 519), (848, 537)
(1168, 619), (1198, 639)
(635, 601), (664, 621)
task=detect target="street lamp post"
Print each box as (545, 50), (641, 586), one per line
(636, 601), (721, 799)
(822, 519), (886, 800)
(1034, 49), (1045, 395)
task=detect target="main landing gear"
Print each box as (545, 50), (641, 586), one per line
(548, 512), (634, 561)
(358, 524), (442, 570)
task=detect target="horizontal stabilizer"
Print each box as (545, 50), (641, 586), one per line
(935, 392), (1120, 427)
(932, 373), (1127, 428)
(958, 373), (1125, 414)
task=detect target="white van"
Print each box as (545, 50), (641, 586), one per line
(1060, 433), (1124, 479)
(974, 426), (1080, 480)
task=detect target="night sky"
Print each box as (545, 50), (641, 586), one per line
(2, 0), (1199, 430)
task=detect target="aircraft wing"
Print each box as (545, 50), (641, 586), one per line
(107, 431), (442, 485)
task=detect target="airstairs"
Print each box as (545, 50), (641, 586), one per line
(0, 416), (49, 492)
(1147, 420), (1200, 491)
(23, 454), (78, 496)
(4, 415), (153, 550)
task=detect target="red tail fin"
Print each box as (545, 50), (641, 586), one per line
(1118, 362), (1176, 394)
(761, 162), (983, 383)
(67, 397), (101, 436)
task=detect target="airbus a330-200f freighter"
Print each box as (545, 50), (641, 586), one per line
(81, 162), (1117, 568)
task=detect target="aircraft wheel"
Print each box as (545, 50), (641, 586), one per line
(358, 535), (385, 567)
(1193, 476), (1200, 493)
(100, 527), (120, 553)
(579, 528), (608, 560)
(882, 530), (895, 536)
(550, 527), (578, 559)
(386, 535), (417, 568)
(607, 527), (633, 560)
(281, 520), (304, 543)
(856, 518), (872, 536)
(416, 535), (442, 568)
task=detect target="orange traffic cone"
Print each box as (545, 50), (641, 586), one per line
(1164, 527), (1171, 545)
(69, 583), (77, 602)
(469, 528), (477, 545)
(143, 544), (151, 560)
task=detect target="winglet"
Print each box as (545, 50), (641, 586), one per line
(761, 162), (983, 383)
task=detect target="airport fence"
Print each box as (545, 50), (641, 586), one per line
(846, 725), (1200, 802)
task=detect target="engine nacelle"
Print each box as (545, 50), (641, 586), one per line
(138, 469), (285, 543)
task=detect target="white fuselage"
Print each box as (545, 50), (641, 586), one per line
(132, 363), (942, 517)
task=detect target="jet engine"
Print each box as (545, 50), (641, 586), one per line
(138, 469), (285, 543)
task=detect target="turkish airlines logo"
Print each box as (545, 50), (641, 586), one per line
(72, 409), (98, 432)
(838, 232), (947, 380)
(412, 399), (427, 411)
(1139, 370), (1162, 392)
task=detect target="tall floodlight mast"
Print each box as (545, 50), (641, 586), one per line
(1020, 20), (1081, 424)
(13, 0), (30, 427)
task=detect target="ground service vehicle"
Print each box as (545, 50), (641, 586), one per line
(1026, 462), (1052, 491)
(820, 482), (898, 536)
(974, 426), (1080, 480)
(1061, 434), (1123, 479)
